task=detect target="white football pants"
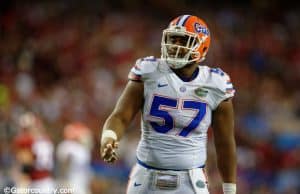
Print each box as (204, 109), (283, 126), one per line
(126, 164), (209, 194)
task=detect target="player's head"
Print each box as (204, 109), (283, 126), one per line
(161, 15), (211, 69)
(18, 112), (44, 134)
(63, 122), (93, 148)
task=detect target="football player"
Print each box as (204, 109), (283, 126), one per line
(14, 112), (55, 194)
(100, 15), (236, 194)
(56, 122), (93, 194)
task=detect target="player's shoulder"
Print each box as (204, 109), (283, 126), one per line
(134, 56), (160, 73)
(129, 56), (165, 81)
(199, 65), (233, 91)
(57, 140), (77, 153)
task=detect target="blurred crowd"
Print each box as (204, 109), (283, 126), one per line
(0, 0), (299, 194)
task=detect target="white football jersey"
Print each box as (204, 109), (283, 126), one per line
(128, 56), (235, 170)
(56, 140), (91, 194)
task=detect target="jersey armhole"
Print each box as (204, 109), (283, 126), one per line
(128, 79), (143, 82)
(222, 97), (233, 102)
(128, 71), (142, 82)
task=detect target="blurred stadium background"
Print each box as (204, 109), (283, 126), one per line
(0, 0), (300, 193)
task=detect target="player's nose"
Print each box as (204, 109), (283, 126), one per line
(173, 37), (185, 45)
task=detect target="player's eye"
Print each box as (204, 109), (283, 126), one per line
(169, 35), (189, 45)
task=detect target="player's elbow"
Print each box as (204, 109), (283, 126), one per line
(109, 110), (133, 127)
(214, 136), (236, 155)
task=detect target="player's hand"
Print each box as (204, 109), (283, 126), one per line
(100, 138), (119, 163)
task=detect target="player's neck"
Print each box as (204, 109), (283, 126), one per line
(172, 63), (199, 82)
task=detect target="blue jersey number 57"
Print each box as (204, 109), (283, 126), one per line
(149, 95), (206, 137)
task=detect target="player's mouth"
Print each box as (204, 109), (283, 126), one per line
(168, 51), (186, 58)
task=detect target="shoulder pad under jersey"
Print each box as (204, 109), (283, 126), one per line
(128, 56), (159, 81)
(207, 67), (235, 109)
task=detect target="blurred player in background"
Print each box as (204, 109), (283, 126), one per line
(100, 15), (236, 194)
(56, 122), (93, 194)
(13, 112), (55, 193)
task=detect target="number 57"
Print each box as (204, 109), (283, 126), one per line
(149, 95), (206, 137)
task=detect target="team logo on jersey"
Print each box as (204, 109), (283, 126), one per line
(196, 180), (205, 188)
(195, 88), (208, 97)
(180, 86), (186, 92)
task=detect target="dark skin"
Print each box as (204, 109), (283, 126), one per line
(212, 98), (237, 183)
(100, 36), (236, 184)
(100, 81), (143, 163)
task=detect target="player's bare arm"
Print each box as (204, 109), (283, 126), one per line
(100, 80), (143, 163)
(212, 98), (237, 193)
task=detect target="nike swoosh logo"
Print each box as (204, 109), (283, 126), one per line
(158, 83), (168, 87)
(134, 182), (142, 187)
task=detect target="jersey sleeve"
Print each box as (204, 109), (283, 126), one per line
(128, 56), (158, 82)
(209, 68), (235, 109)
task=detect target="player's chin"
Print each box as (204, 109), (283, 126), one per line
(168, 53), (185, 58)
